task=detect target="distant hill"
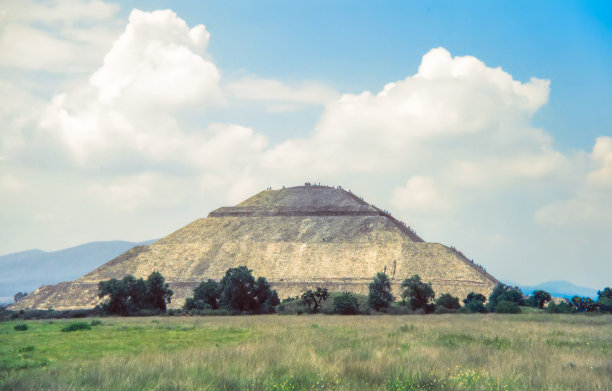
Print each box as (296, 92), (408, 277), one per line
(504, 280), (599, 299)
(0, 240), (156, 304)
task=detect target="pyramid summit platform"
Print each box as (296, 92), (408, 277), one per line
(11, 184), (498, 310)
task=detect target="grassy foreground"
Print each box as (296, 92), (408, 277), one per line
(1, 314), (611, 391)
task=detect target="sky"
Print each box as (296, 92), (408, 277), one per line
(0, 0), (610, 289)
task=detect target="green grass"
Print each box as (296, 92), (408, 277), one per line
(0, 314), (610, 390)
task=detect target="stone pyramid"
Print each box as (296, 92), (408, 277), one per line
(11, 185), (498, 310)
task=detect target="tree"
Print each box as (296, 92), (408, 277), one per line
(145, 271), (173, 311)
(184, 279), (221, 311)
(252, 276), (280, 313)
(462, 292), (487, 313)
(546, 301), (573, 314)
(463, 292), (486, 305)
(401, 274), (435, 313)
(528, 290), (552, 309)
(368, 272), (394, 311)
(597, 287), (612, 313)
(220, 266), (256, 311)
(598, 287), (612, 300)
(98, 277), (132, 315)
(435, 293), (460, 310)
(487, 283), (524, 312)
(13, 292), (27, 302)
(98, 271), (173, 315)
(333, 292), (359, 315)
(219, 266), (279, 313)
(570, 296), (598, 313)
(463, 299), (488, 313)
(301, 287), (330, 313)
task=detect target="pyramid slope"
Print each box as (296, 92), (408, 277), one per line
(10, 185), (498, 310)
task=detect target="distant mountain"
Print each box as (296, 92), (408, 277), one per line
(0, 240), (156, 304)
(503, 280), (599, 299)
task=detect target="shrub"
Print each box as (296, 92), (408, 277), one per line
(527, 290), (552, 309)
(462, 299), (487, 313)
(368, 272), (394, 311)
(301, 287), (329, 313)
(90, 320), (103, 326)
(184, 280), (221, 311)
(570, 296), (598, 312)
(333, 292), (360, 315)
(487, 283), (524, 312)
(14, 324), (28, 331)
(61, 322), (92, 332)
(435, 293), (460, 310)
(463, 292), (487, 305)
(546, 301), (573, 314)
(401, 275), (435, 312)
(494, 301), (521, 314)
(434, 305), (457, 314)
(98, 271), (173, 315)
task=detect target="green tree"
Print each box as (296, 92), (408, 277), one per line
(252, 276), (280, 313)
(220, 266), (256, 311)
(219, 266), (279, 313)
(597, 287), (612, 313)
(570, 296), (598, 313)
(487, 283), (524, 312)
(435, 293), (460, 310)
(462, 292), (488, 313)
(98, 277), (131, 315)
(462, 299), (488, 313)
(301, 287), (329, 313)
(368, 272), (394, 311)
(333, 292), (359, 315)
(98, 272), (173, 315)
(184, 279), (221, 311)
(598, 287), (612, 300)
(546, 301), (573, 313)
(528, 290), (552, 309)
(401, 274), (435, 313)
(145, 271), (173, 311)
(463, 292), (486, 305)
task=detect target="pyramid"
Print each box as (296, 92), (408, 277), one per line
(11, 185), (498, 310)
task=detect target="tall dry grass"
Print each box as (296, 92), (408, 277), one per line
(1, 314), (610, 390)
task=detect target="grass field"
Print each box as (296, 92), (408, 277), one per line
(1, 314), (611, 390)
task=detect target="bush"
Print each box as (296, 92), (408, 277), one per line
(217, 266), (280, 313)
(546, 301), (573, 314)
(301, 287), (329, 313)
(434, 305), (457, 314)
(184, 280), (221, 311)
(90, 319), (103, 326)
(527, 290), (552, 309)
(487, 283), (524, 312)
(14, 324), (28, 331)
(494, 301), (521, 314)
(401, 275), (435, 312)
(98, 271), (173, 315)
(462, 299), (488, 313)
(61, 322), (92, 332)
(368, 272), (394, 311)
(333, 292), (360, 315)
(435, 293), (460, 310)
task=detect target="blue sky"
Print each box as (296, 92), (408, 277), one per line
(125, 0), (612, 150)
(0, 0), (610, 289)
